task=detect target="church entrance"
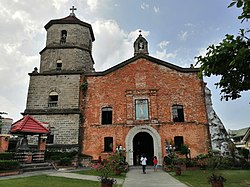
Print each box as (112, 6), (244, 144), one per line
(133, 132), (153, 165)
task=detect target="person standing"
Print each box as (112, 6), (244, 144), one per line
(140, 154), (147, 174)
(153, 156), (158, 172)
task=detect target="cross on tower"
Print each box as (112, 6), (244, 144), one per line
(139, 30), (142, 35)
(70, 6), (77, 16)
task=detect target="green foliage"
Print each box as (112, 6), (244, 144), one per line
(180, 144), (189, 158)
(228, 0), (250, 22)
(91, 151), (128, 184)
(0, 160), (20, 171)
(0, 152), (15, 160)
(196, 1), (250, 100)
(81, 81), (88, 91)
(196, 31), (250, 100)
(172, 170), (250, 187)
(45, 150), (78, 161)
(208, 173), (226, 184)
(240, 148), (250, 159)
(59, 157), (72, 166)
(45, 150), (78, 166)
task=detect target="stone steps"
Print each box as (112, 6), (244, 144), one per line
(20, 162), (54, 172)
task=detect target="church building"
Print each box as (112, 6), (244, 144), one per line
(23, 8), (210, 165)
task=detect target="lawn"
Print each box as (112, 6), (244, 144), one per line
(171, 169), (250, 187)
(0, 175), (122, 187)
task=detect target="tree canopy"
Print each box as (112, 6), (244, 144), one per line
(196, 0), (250, 101)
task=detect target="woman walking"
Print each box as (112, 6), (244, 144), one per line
(153, 156), (158, 172)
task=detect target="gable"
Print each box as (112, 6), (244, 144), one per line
(86, 54), (199, 77)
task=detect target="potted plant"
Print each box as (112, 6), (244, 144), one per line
(109, 150), (127, 175)
(208, 173), (226, 187)
(95, 160), (117, 187)
(174, 165), (181, 176)
(98, 176), (117, 187)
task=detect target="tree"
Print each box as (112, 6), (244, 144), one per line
(228, 0), (250, 22)
(196, 0), (250, 101)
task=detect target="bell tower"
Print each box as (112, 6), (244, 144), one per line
(24, 7), (96, 152)
(134, 30), (149, 56)
(39, 6), (95, 73)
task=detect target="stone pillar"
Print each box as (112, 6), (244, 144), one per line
(0, 134), (10, 153)
(38, 134), (47, 151)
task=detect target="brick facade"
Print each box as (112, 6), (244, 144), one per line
(23, 13), (210, 164)
(83, 57), (210, 165)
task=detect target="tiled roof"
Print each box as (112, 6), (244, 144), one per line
(10, 115), (49, 134)
(44, 15), (95, 41)
(229, 127), (250, 137)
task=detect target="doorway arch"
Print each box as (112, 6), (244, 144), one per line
(133, 132), (153, 165)
(125, 125), (162, 166)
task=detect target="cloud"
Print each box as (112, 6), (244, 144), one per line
(178, 31), (189, 41)
(141, 2), (149, 10)
(92, 19), (142, 71)
(184, 23), (194, 27)
(153, 6), (160, 13)
(155, 49), (176, 61)
(158, 40), (170, 49)
(52, 0), (68, 10)
(87, 0), (99, 11)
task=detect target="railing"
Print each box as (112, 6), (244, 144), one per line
(48, 102), (57, 107)
(14, 152), (45, 163)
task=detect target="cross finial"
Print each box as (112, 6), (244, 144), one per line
(139, 30), (142, 36)
(70, 6), (77, 16)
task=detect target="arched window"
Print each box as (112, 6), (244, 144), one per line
(102, 107), (112, 124)
(48, 92), (58, 107)
(56, 59), (62, 70)
(60, 30), (67, 44)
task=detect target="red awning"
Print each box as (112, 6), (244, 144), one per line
(10, 115), (49, 134)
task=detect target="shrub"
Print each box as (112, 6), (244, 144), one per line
(45, 150), (78, 161)
(218, 157), (233, 169)
(0, 160), (20, 171)
(59, 157), (72, 166)
(240, 148), (249, 160)
(0, 152), (15, 160)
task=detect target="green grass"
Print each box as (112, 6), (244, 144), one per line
(75, 169), (126, 179)
(171, 169), (250, 187)
(0, 175), (122, 187)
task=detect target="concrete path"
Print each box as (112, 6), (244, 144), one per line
(0, 167), (189, 187)
(123, 167), (189, 187)
(48, 171), (124, 185)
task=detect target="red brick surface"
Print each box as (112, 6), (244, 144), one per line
(82, 58), (210, 160)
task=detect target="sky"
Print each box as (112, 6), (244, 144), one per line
(0, 0), (249, 130)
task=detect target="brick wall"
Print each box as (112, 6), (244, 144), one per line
(83, 58), (210, 160)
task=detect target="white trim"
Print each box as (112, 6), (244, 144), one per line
(125, 125), (162, 166)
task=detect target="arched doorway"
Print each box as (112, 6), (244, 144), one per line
(125, 125), (162, 166)
(133, 132), (154, 165)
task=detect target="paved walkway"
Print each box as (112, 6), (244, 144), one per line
(0, 167), (189, 187)
(123, 167), (188, 187)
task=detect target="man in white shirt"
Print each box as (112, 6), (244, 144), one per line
(140, 154), (147, 174)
